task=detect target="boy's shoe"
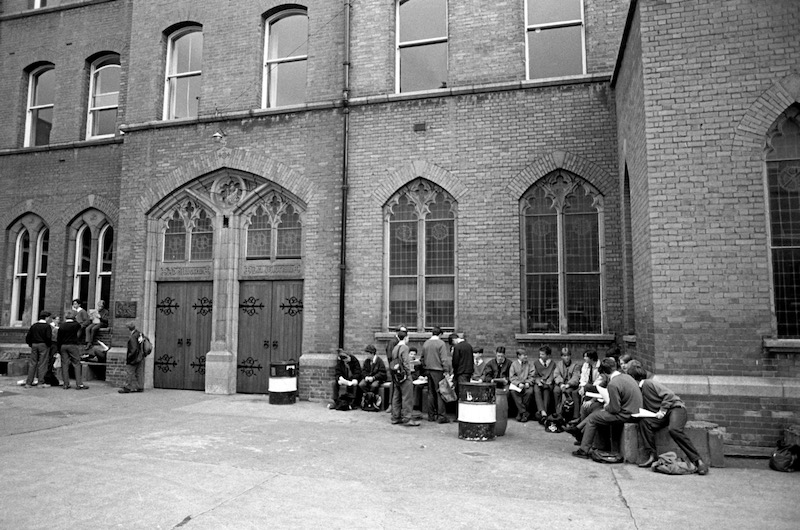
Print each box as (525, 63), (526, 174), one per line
(696, 459), (709, 475)
(572, 448), (592, 459)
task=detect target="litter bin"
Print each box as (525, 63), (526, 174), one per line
(457, 381), (496, 441)
(269, 359), (297, 405)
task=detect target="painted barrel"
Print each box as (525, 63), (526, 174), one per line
(268, 359), (297, 405)
(495, 386), (509, 436)
(457, 382), (496, 441)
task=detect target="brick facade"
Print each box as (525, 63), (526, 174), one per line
(1, 0), (798, 448)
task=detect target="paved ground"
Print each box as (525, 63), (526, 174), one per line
(1, 376), (798, 530)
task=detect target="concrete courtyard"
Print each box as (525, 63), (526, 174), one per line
(1, 375), (798, 529)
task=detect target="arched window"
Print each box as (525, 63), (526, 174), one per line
(73, 225), (92, 304)
(525, 0), (585, 80)
(245, 192), (303, 260)
(767, 104), (800, 337)
(164, 26), (203, 119)
(385, 179), (456, 330)
(397, 0), (448, 93)
(96, 225), (114, 307)
(25, 65), (55, 147)
(522, 170), (603, 334)
(11, 229), (31, 324)
(32, 228), (49, 321)
(87, 55), (120, 138)
(162, 200), (214, 262)
(263, 10), (308, 108)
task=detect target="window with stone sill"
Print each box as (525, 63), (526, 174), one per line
(767, 104), (800, 338)
(397, 0), (448, 93)
(9, 216), (49, 326)
(71, 211), (114, 309)
(163, 200), (214, 262)
(24, 65), (55, 147)
(522, 170), (604, 334)
(244, 191), (303, 260)
(87, 55), (120, 139)
(525, 0), (585, 80)
(263, 9), (308, 108)
(386, 178), (456, 331)
(164, 26), (203, 120)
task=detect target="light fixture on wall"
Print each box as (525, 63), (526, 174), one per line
(211, 128), (227, 142)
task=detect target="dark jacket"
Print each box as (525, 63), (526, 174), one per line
(451, 340), (474, 376)
(482, 358), (512, 383)
(127, 329), (142, 364)
(361, 355), (387, 383)
(57, 320), (82, 348)
(335, 354), (362, 382)
(605, 373), (643, 418)
(26, 321), (52, 347)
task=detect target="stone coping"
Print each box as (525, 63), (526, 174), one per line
(653, 375), (800, 399)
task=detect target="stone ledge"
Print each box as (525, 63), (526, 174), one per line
(653, 375), (798, 399)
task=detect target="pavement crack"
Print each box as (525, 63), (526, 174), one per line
(611, 467), (640, 530)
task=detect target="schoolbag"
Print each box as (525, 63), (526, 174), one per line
(139, 334), (153, 357)
(361, 392), (379, 412)
(591, 450), (624, 464)
(334, 393), (353, 411)
(652, 451), (697, 475)
(769, 441), (800, 472)
(544, 413), (566, 433)
(390, 344), (408, 382)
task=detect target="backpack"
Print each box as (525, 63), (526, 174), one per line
(139, 334), (153, 357)
(652, 451), (697, 475)
(769, 442), (800, 472)
(390, 344), (408, 383)
(334, 393), (353, 411)
(361, 392), (379, 412)
(591, 450), (624, 464)
(544, 413), (566, 433)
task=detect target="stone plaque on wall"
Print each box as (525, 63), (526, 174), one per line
(240, 260), (303, 280)
(157, 263), (213, 281)
(115, 301), (137, 319)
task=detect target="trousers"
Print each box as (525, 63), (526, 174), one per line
(638, 406), (701, 463)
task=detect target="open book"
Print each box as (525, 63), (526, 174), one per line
(509, 383), (522, 392)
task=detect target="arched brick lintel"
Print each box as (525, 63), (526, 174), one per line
(370, 160), (467, 207)
(732, 72), (800, 158)
(505, 150), (613, 200)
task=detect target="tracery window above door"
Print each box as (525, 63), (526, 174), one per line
(162, 199), (214, 262)
(245, 191), (303, 260)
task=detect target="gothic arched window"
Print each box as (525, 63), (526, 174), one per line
(162, 200), (214, 262)
(245, 191), (303, 260)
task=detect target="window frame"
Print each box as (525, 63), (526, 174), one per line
(521, 170), (605, 335)
(10, 229), (31, 326)
(262, 9), (309, 109)
(395, 0), (449, 94)
(95, 224), (113, 308)
(244, 191), (304, 260)
(524, 0), (586, 81)
(384, 179), (457, 331)
(163, 26), (203, 120)
(86, 55), (121, 139)
(72, 225), (92, 304)
(31, 228), (49, 323)
(162, 200), (215, 263)
(24, 65), (55, 147)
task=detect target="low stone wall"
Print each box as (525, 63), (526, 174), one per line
(621, 421), (726, 467)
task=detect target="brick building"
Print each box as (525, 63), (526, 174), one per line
(1, 0), (798, 451)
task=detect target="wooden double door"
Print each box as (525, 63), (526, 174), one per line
(236, 280), (303, 394)
(154, 282), (213, 390)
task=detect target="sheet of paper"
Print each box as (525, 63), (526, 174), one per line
(632, 408), (659, 418)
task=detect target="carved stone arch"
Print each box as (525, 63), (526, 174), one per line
(6, 212), (47, 242)
(56, 195), (119, 235)
(3, 201), (52, 236)
(507, 150), (612, 200)
(138, 151), (315, 214)
(732, 72), (800, 159)
(383, 178), (457, 221)
(239, 188), (306, 231)
(371, 160), (467, 208)
(521, 170), (605, 214)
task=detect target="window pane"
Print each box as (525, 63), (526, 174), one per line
(92, 108), (118, 137)
(527, 0), (582, 25)
(31, 108), (52, 146)
(247, 211), (271, 259)
(98, 276), (110, 311)
(93, 92), (119, 109)
(526, 274), (558, 332)
(399, 0), (447, 42)
(566, 274), (600, 333)
(390, 277), (417, 327)
(525, 215), (557, 273)
(190, 214), (213, 261)
(769, 161), (800, 247)
(267, 60), (307, 107)
(528, 25), (583, 78)
(15, 277), (27, 322)
(269, 14), (308, 59)
(101, 227), (113, 272)
(169, 75), (201, 119)
(77, 274), (89, 307)
(39, 230), (49, 274)
(79, 229), (91, 273)
(277, 206), (302, 258)
(564, 212), (598, 273)
(95, 65), (120, 97)
(33, 69), (55, 105)
(774, 248), (800, 338)
(165, 216), (186, 261)
(19, 231), (30, 273)
(425, 219), (453, 275)
(390, 220), (418, 275)
(173, 31), (203, 74)
(37, 277), (46, 317)
(400, 42), (447, 92)
(425, 277), (453, 328)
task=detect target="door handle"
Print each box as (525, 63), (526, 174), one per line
(263, 340), (270, 349)
(186, 338), (192, 347)
(177, 338), (183, 346)
(272, 340), (278, 350)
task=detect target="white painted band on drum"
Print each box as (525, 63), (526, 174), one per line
(268, 377), (297, 392)
(457, 403), (497, 423)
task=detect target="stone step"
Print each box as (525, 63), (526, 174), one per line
(621, 420), (725, 467)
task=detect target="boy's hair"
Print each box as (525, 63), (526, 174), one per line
(516, 348), (527, 357)
(397, 329), (408, 340)
(71, 298), (81, 305)
(599, 357), (618, 375)
(583, 349), (598, 362)
(627, 364), (648, 381)
(539, 345), (551, 356)
(38, 310), (51, 320)
(432, 326), (442, 336)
